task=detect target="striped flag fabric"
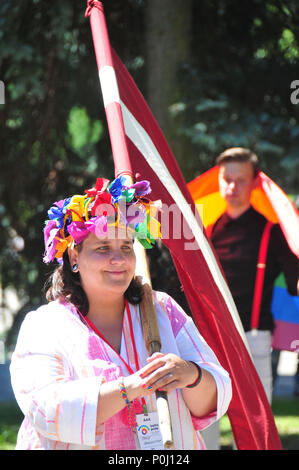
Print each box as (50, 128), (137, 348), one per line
(86, 1), (282, 450)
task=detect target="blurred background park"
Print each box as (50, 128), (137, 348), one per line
(0, 0), (298, 449)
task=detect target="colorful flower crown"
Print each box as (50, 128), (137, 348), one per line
(43, 176), (161, 264)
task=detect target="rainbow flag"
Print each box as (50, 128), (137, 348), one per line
(187, 166), (299, 257)
(272, 273), (299, 352)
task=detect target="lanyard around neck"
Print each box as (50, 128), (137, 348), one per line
(81, 300), (147, 412)
(82, 299), (140, 375)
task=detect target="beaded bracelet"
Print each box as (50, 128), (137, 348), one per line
(119, 379), (130, 405)
(186, 361), (202, 388)
(119, 377), (136, 430)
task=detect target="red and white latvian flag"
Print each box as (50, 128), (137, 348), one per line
(85, 1), (282, 450)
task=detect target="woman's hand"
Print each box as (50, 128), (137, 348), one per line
(123, 352), (216, 419)
(138, 352), (199, 395)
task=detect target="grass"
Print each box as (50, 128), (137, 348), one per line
(220, 398), (299, 450)
(0, 401), (23, 450)
(0, 399), (298, 450)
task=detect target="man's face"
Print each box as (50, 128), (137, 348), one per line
(218, 161), (258, 209)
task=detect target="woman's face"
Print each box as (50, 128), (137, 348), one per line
(69, 229), (136, 301)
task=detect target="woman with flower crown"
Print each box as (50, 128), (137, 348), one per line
(10, 176), (232, 450)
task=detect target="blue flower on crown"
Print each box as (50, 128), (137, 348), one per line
(108, 176), (126, 204)
(47, 197), (71, 228)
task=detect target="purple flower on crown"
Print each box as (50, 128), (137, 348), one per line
(129, 180), (151, 198)
(43, 220), (61, 263)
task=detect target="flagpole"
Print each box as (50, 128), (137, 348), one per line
(85, 0), (173, 448)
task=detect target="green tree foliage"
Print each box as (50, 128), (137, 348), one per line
(0, 0), (298, 347)
(0, 0), (146, 347)
(176, 0), (299, 183)
(0, 1), (113, 342)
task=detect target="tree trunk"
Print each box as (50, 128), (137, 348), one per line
(145, 0), (193, 174)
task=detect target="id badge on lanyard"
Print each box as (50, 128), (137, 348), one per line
(136, 412), (165, 450)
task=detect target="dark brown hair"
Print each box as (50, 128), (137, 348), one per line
(216, 147), (260, 177)
(45, 249), (144, 316)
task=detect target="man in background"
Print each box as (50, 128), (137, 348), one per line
(208, 147), (298, 403)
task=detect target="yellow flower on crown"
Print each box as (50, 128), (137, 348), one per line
(67, 195), (88, 221)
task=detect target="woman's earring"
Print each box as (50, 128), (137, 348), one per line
(72, 263), (79, 273)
